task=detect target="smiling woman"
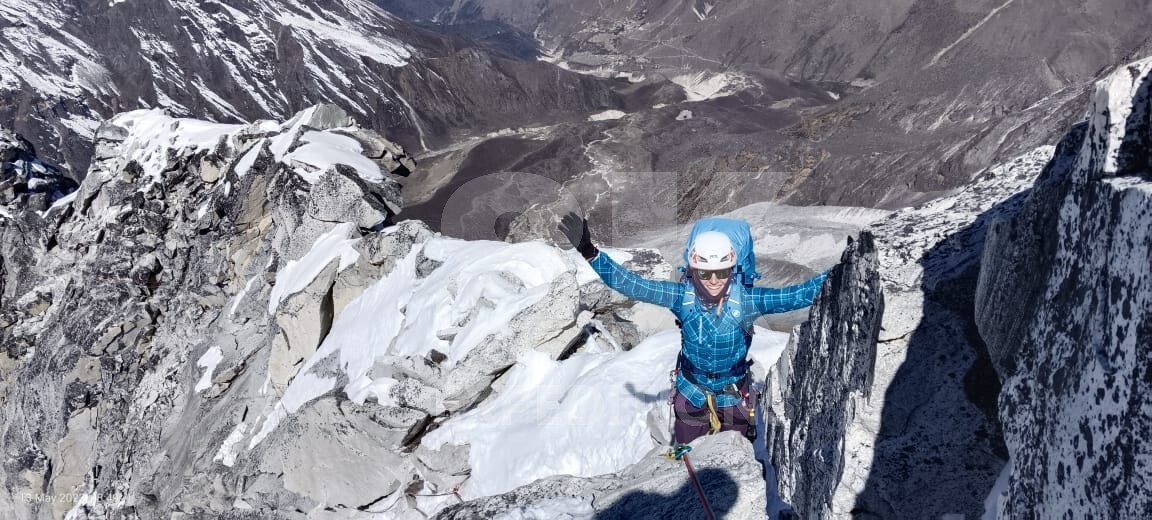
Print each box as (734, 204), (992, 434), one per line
(560, 212), (833, 445)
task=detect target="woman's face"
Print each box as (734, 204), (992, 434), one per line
(697, 269), (731, 297)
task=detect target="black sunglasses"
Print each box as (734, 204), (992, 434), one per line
(696, 269), (732, 280)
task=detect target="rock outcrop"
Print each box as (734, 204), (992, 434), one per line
(764, 231), (884, 518)
(0, 104), (419, 519)
(0, 127), (77, 215)
(975, 57), (1152, 518)
(766, 145), (1056, 518)
(766, 56), (1152, 519)
(0, 102), (695, 520)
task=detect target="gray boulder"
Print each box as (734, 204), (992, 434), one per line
(308, 164), (400, 228)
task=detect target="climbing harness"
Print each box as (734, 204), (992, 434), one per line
(676, 356), (758, 440)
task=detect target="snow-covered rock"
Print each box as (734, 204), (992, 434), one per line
(0, 105), (418, 520)
(975, 57), (1152, 518)
(437, 431), (766, 520)
(0, 126), (77, 214)
(5, 98), (722, 519)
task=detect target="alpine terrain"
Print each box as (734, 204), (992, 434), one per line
(0, 1), (1149, 519)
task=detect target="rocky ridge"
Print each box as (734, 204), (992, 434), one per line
(435, 431), (766, 520)
(0, 104), (420, 519)
(975, 57), (1152, 518)
(0, 102), (712, 519)
(1, 50), (1149, 520)
(765, 56), (1152, 518)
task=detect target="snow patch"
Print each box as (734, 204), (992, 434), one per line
(108, 109), (243, 188)
(669, 71), (750, 101)
(194, 346), (223, 393)
(39, 189), (78, 217)
(233, 143), (262, 177)
(214, 421), (250, 467)
(248, 371), (336, 448)
(60, 113), (101, 139)
(423, 325), (790, 500)
(982, 458), (1012, 519)
(423, 331), (681, 499)
(927, 0), (1017, 68)
(614, 71), (646, 83)
(277, 11), (411, 67)
(267, 222), (361, 314)
(588, 110), (627, 121)
(282, 130), (383, 183)
(344, 375), (401, 406)
(229, 273), (261, 317)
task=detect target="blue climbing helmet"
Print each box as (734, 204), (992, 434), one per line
(682, 217), (760, 287)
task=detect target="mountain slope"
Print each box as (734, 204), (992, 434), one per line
(0, 0), (636, 177)
(403, 0), (1152, 208)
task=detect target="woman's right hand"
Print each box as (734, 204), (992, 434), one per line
(559, 212), (598, 259)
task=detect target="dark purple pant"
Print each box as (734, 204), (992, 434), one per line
(673, 390), (757, 444)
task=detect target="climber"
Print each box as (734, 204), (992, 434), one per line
(559, 212), (828, 444)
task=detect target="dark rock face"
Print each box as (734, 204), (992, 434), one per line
(0, 127), (77, 214)
(765, 232), (883, 518)
(766, 145), (1054, 518)
(767, 56), (1152, 520)
(976, 58), (1152, 518)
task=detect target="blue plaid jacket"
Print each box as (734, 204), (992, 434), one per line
(589, 251), (827, 408)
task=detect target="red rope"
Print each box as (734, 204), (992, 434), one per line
(681, 454), (715, 520)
